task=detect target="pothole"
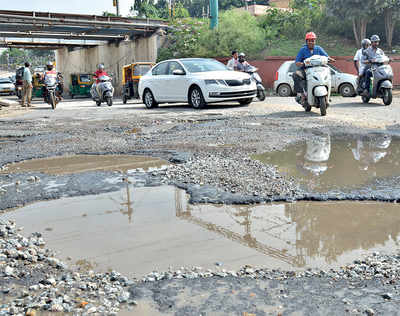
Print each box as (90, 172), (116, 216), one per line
(3, 185), (399, 277)
(1, 154), (169, 175)
(252, 133), (400, 192)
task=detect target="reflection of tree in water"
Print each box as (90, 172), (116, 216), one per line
(285, 202), (400, 264)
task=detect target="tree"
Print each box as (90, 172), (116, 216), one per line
(326, 0), (375, 47)
(375, 0), (400, 49)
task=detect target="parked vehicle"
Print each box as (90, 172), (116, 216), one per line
(91, 75), (114, 106)
(138, 58), (257, 109)
(70, 73), (93, 98)
(295, 55), (331, 116)
(15, 67), (24, 99)
(0, 78), (15, 95)
(359, 55), (393, 106)
(274, 60), (357, 98)
(244, 65), (266, 101)
(122, 62), (153, 104)
(32, 72), (45, 98)
(44, 75), (59, 109)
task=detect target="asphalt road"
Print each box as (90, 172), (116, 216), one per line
(1, 95), (400, 130)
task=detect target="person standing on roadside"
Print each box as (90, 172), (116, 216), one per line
(21, 62), (33, 107)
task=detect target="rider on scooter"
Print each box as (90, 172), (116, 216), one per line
(354, 38), (371, 93)
(92, 64), (109, 98)
(362, 35), (385, 96)
(236, 53), (250, 72)
(293, 32), (334, 104)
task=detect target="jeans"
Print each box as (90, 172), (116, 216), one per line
(293, 69), (306, 94)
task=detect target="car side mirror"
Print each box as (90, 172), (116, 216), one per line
(172, 69), (185, 75)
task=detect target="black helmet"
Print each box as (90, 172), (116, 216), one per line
(361, 38), (371, 49)
(370, 34), (380, 42)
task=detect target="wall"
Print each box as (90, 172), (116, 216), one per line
(56, 33), (162, 96)
(220, 56), (400, 90)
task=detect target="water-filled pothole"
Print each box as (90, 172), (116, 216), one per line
(252, 133), (400, 192)
(2, 185), (399, 277)
(1, 154), (169, 175)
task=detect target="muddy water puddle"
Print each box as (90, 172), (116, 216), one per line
(1, 154), (168, 175)
(253, 133), (400, 192)
(2, 185), (400, 277)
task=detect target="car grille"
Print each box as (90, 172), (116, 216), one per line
(225, 79), (251, 86)
(209, 90), (257, 98)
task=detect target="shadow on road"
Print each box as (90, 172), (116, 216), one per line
(268, 110), (321, 118)
(332, 101), (386, 108)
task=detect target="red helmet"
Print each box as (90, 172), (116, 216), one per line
(305, 32), (317, 41)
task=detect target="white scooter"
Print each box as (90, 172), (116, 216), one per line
(91, 75), (114, 106)
(244, 65), (266, 101)
(296, 55), (331, 116)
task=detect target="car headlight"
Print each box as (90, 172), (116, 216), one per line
(205, 79), (227, 86)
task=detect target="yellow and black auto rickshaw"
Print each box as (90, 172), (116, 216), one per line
(70, 73), (94, 98)
(122, 62), (153, 104)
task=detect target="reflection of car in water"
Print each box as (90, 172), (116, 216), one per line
(302, 134), (331, 175)
(352, 134), (392, 169)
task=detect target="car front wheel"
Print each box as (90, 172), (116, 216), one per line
(339, 83), (355, 97)
(189, 86), (206, 109)
(143, 89), (158, 109)
(277, 83), (292, 97)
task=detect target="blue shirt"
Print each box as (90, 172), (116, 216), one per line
(23, 67), (32, 83)
(295, 45), (329, 63)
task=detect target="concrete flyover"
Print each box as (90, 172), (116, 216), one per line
(0, 10), (169, 95)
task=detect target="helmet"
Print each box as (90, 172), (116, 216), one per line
(46, 61), (53, 70)
(238, 53), (245, 57)
(305, 32), (317, 41)
(98, 63), (105, 70)
(361, 38), (371, 49)
(370, 34), (380, 42)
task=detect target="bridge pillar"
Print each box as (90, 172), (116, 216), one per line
(56, 33), (163, 98)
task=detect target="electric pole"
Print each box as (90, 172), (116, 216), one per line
(113, 0), (120, 16)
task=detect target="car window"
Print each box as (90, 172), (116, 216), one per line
(181, 59), (227, 73)
(288, 62), (298, 73)
(152, 62), (168, 76)
(328, 64), (342, 73)
(0, 79), (12, 84)
(167, 61), (184, 75)
(134, 65), (152, 76)
(79, 74), (92, 82)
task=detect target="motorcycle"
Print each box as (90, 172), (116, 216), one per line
(359, 55), (393, 106)
(91, 75), (114, 106)
(44, 76), (59, 110)
(296, 55), (331, 116)
(244, 65), (266, 101)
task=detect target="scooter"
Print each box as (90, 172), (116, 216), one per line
(296, 55), (331, 116)
(44, 76), (59, 110)
(359, 55), (393, 106)
(245, 66), (266, 101)
(91, 75), (114, 106)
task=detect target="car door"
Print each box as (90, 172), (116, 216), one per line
(328, 66), (338, 92)
(165, 61), (188, 101)
(150, 62), (169, 101)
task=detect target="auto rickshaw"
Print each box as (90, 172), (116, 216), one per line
(32, 72), (44, 98)
(122, 62), (153, 104)
(69, 73), (94, 98)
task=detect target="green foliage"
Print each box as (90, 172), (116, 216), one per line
(158, 10), (266, 61)
(0, 49), (54, 68)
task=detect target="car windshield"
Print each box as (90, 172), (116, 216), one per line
(181, 59), (228, 73)
(0, 79), (12, 84)
(328, 64), (342, 73)
(79, 74), (92, 82)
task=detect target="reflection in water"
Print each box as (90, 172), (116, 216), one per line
(5, 185), (400, 275)
(252, 133), (399, 192)
(175, 188), (400, 268)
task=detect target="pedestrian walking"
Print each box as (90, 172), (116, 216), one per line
(21, 62), (32, 107)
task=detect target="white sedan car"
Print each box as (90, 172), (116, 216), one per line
(138, 58), (257, 109)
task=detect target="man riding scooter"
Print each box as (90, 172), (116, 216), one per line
(236, 53), (266, 101)
(92, 64), (109, 99)
(293, 32), (334, 106)
(353, 38), (371, 94)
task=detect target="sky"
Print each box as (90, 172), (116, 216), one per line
(0, 0), (134, 16)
